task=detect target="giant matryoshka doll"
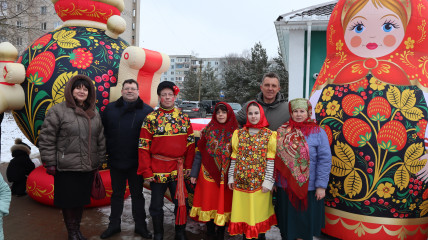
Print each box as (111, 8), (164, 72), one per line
(309, 0), (428, 239)
(12, 0), (129, 146)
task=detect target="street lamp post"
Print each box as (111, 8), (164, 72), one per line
(198, 60), (202, 101)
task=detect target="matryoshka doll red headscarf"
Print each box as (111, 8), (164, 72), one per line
(312, 0), (428, 93)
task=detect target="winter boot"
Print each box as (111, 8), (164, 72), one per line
(216, 226), (225, 240)
(152, 214), (164, 240)
(74, 207), (87, 240)
(257, 233), (266, 240)
(62, 208), (79, 240)
(174, 224), (188, 240)
(206, 220), (216, 237)
(100, 222), (121, 239)
(135, 220), (153, 239)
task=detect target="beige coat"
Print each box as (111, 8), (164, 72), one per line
(39, 75), (106, 172)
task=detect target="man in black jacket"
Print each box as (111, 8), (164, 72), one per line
(100, 79), (153, 239)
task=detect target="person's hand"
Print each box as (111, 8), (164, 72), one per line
(45, 166), (56, 176)
(228, 183), (235, 190)
(272, 185), (277, 192)
(146, 177), (154, 182)
(190, 177), (197, 184)
(184, 169), (191, 177)
(417, 155), (428, 183)
(262, 187), (269, 193)
(315, 188), (326, 201)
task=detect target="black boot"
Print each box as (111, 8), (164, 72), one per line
(152, 215), (164, 240)
(257, 233), (266, 240)
(74, 207), (86, 240)
(174, 224), (188, 240)
(100, 222), (121, 239)
(216, 226), (225, 240)
(206, 220), (216, 237)
(135, 220), (153, 239)
(62, 208), (79, 240)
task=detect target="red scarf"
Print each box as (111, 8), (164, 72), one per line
(198, 102), (238, 185)
(243, 101), (269, 129)
(275, 99), (320, 210)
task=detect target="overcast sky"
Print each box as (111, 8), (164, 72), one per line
(139, 0), (331, 59)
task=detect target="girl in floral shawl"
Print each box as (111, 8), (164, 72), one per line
(189, 102), (238, 239)
(227, 101), (277, 239)
(275, 98), (332, 240)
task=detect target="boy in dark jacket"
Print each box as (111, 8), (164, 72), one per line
(6, 138), (35, 196)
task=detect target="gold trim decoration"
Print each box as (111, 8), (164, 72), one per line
(189, 207), (231, 226)
(325, 207), (428, 239)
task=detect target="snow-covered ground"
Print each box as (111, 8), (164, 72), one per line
(1, 112), (38, 163)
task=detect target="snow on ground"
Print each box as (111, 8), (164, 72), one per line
(1, 112), (38, 163)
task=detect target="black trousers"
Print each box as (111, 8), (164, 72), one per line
(149, 181), (190, 218)
(109, 167), (147, 226)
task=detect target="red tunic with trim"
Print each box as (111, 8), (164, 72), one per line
(138, 107), (195, 182)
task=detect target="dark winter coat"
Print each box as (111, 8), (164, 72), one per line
(102, 96), (153, 169)
(6, 150), (35, 182)
(39, 75), (106, 172)
(236, 92), (290, 131)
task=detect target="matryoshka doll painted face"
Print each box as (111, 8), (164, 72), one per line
(343, 0), (407, 58)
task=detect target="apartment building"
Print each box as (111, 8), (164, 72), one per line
(161, 55), (227, 88)
(0, 0), (139, 54)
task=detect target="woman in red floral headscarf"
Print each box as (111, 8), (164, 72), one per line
(275, 98), (332, 240)
(189, 102), (238, 239)
(227, 101), (277, 240)
(309, 0), (428, 239)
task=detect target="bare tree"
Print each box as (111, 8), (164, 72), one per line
(0, 0), (60, 54)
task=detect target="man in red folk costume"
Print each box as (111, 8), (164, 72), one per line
(309, 0), (428, 239)
(138, 81), (195, 240)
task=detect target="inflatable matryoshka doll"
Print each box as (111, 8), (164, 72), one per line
(13, 0), (129, 145)
(310, 0), (428, 239)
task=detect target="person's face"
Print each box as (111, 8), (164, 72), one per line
(247, 105), (261, 125)
(260, 77), (280, 103)
(159, 88), (176, 109)
(291, 108), (308, 123)
(216, 109), (228, 124)
(121, 82), (139, 102)
(72, 85), (88, 104)
(344, 1), (405, 58)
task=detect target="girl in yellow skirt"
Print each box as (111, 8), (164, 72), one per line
(227, 101), (277, 239)
(189, 102), (238, 239)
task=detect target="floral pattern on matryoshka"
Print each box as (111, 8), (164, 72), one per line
(310, 0), (428, 228)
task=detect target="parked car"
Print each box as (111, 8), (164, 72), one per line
(201, 100), (220, 114)
(178, 101), (207, 118)
(228, 102), (242, 114)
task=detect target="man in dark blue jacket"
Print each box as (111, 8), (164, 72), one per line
(100, 79), (153, 239)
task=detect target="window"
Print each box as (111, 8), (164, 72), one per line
(164, 78), (167, 81)
(215, 61), (219, 65)
(0, 1), (8, 16)
(16, 37), (22, 46)
(171, 59), (175, 63)
(41, 22), (47, 30)
(171, 65), (174, 69)
(16, 21), (22, 28)
(132, 9), (136, 17)
(16, 3), (22, 11)
(54, 21), (61, 29)
(171, 78), (174, 81)
(41, 6), (47, 15)
(171, 71), (174, 75)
